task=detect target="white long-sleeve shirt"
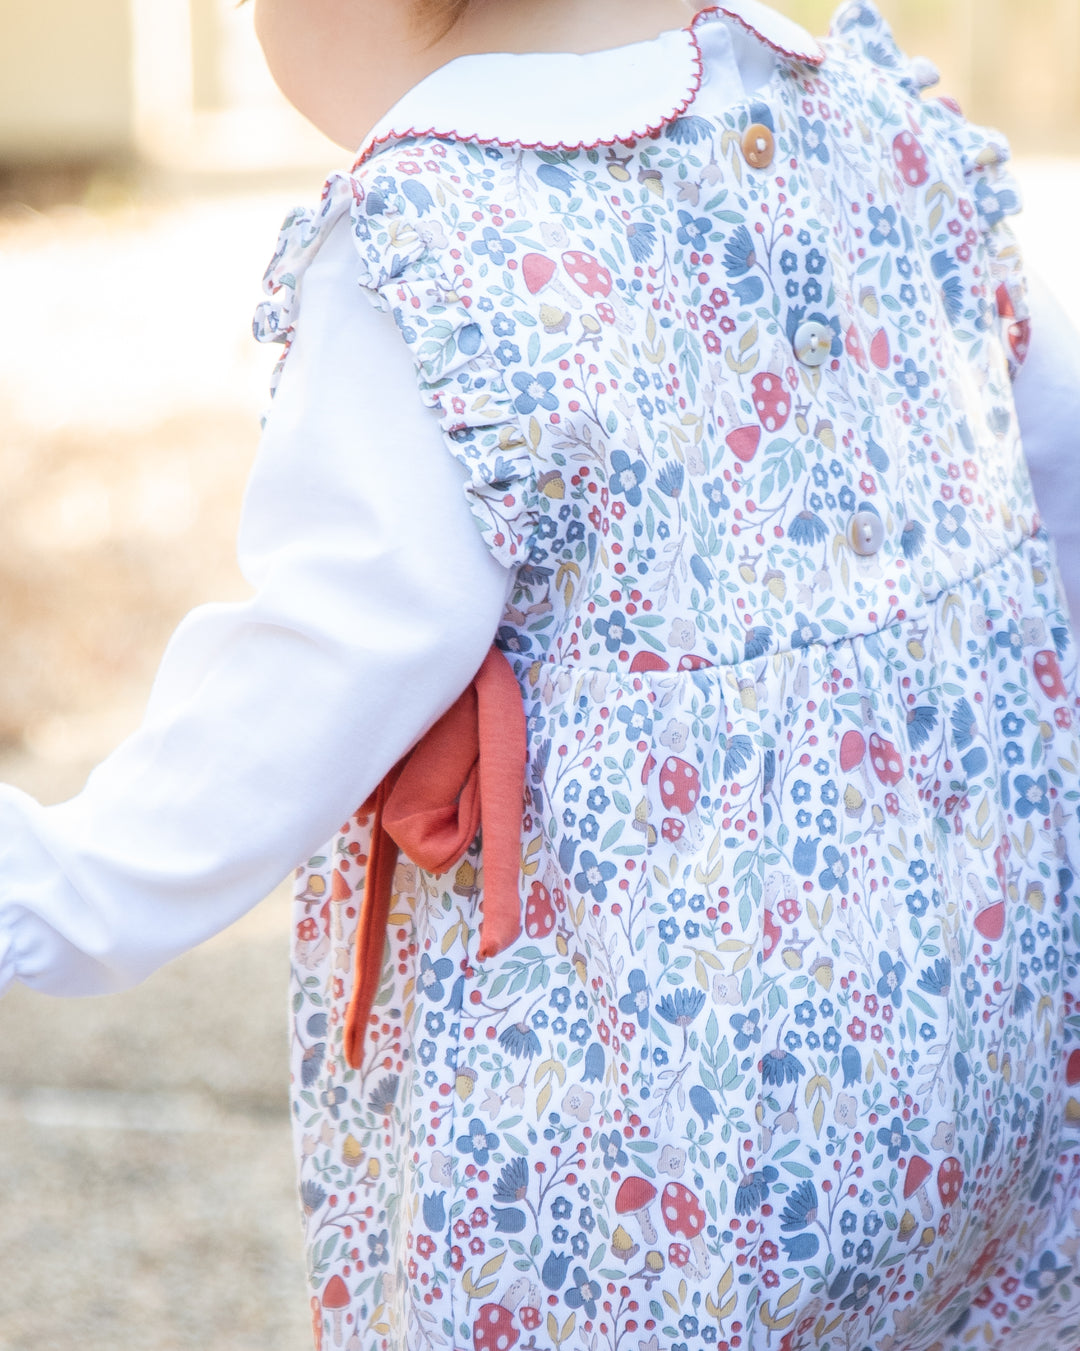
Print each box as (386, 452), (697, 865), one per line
(2, 9), (1078, 999)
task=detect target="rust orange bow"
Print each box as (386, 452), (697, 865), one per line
(344, 647), (527, 1068)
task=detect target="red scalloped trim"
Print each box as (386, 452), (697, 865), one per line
(705, 4), (825, 66)
(353, 25), (705, 169)
(351, 5), (826, 170)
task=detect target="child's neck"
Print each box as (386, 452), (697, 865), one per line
(440, 0), (698, 61)
(264, 0), (699, 152)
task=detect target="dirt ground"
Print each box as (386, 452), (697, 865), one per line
(0, 160), (1077, 1351)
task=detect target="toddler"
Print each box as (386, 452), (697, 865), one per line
(5, 1), (1080, 1348)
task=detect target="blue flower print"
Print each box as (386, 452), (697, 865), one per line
(1014, 774), (1049, 819)
(934, 501), (971, 549)
(457, 1118), (499, 1166)
(703, 478), (730, 517)
(723, 225), (759, 281)
(666, 114), (714, 145)
(877, 1116), (910, 1161)
(732, 1008), (762, 1050)
(780, 249), (799, 275)
(906, 889), (928, 917)
(594, 609), (636, 653)
(494, 339), (520, 366)
(909, 860), (929, 883)
(511, 370), (558, 414)
(319, 1084), (347, 1119)
(499, 1021), (542, 1059)
(792, 613), (822, 650)
(586, 787), (609, 812)
(1001, 711), (1025, 737)
(617, 700), (653, 740)
(975, 177), (1020, 227)
(564, 1267), (601, 1319)
(598, 1130), (628, 1172)
(367, 1228), (390, 1266)
(626, 220), (657, 262)
(496, 625), (533, 656)
(1024, 1250), (1071, 1297)
(840, 1272), (880, 1312)
(417, 952), (454, 1002)
(803, 277), (823, 304)
(762, 1046), (805, 1085)
(895, 358), (930, 397)
(657, 988), (707, 1051)
(619, 969), (650, 1028)
(877, 952), (907, 1007)
(790, 510), (828, 545)
(868, 204), (900, 247)
(579, 813), (599, 841)
(657, 462), (685, 498)
(658, 917), (679, 943)
(799, 116), (830, 163)
(490, 311), (516, 337)
(471, 226), (515, 265)
(677, 211), (713, 252)
(609, 450), (648, 506)
(574, 851), (616, 901)
(805, 247), (826, 275)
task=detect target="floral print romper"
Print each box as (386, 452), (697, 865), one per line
(256, 4), (1080, 1349)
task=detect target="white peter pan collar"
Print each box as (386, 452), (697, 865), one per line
(354, 0), (824, 167)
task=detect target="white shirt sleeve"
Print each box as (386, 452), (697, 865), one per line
(1015, 271), (1080, 628)
(0, 214), (512, 998)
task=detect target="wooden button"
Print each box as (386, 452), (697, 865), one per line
(741, 123), (775, 170)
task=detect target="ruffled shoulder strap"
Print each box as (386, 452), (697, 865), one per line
(829, 0), (939, 94)
(254, 165), (540, 568)
(828, 0), (1029, 374)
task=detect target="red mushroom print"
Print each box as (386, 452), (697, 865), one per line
(903, 1156), (934, 1221)
(869, 327), (890, 370)
(521, 252), (580, 309)
(661, 1182), (710, 1277)
(726, 424), (762, 463)
(629, 650), (671, 675)
(1034, 650), (1067, 701)
(845, 323), (869, 371)
(615, 1176), (659, 1244)
(937, 1157), (964, 1210)
(562, 250), (612, 301)
(473, 1303), (520, 1351)
(750, 371), (791, 433)
(763, 908), (782, 961)
(525, 881), (555, 939)
(893, 131), (929, 187)
(662, 817), (686, 845)
(868, 733), (903, 788)
(659, 757), (701, 815)
(668, 1241), (691, 1270)
(839, 729), (866, 775)
(322, 1275), (350, 1346)
(974, 900), (1006, 942)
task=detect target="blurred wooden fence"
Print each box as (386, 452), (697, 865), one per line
(782, 0), (1080, 151)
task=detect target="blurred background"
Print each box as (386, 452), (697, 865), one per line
(0, 1), (1076, 1348)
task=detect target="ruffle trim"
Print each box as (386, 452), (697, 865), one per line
(832, 0), (1029, 374)
(254, 173), (539, 568)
